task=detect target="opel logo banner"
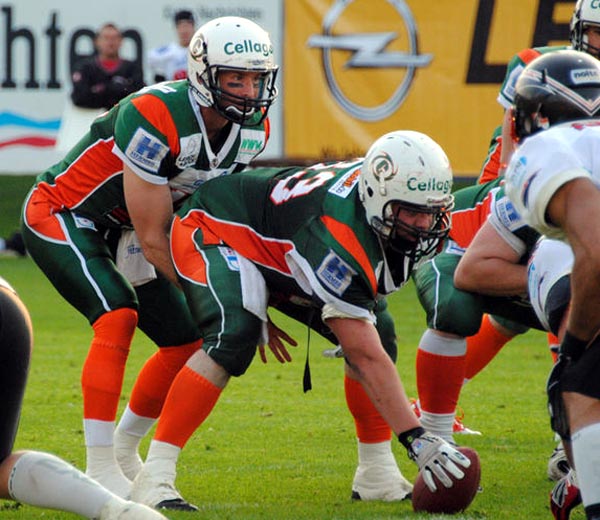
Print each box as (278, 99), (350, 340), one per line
(307, 0), (432, 121)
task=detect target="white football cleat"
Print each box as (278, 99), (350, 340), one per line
(97, 497), (168, 519)
(548, 441), (570, 481)
(131, 459), (198, 512)
(351, 441), (412, 501)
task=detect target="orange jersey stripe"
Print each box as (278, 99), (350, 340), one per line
(23, 192), (67, 242)
(449, 196), (494, 249)
(171, 215), (208, 284)
(517, 48), (543, 65)
(131, 95), (181, 155)
(180, 209), (295, 274)
(263, 115), (271, 142)
(320, 215), (377, 295)
(34, 138), (123, 210)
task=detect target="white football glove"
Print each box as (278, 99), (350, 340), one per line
(408, 433), (471, 492)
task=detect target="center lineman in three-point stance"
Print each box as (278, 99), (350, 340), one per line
(126, 130), (474, 509)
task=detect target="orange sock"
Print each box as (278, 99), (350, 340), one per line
(548, 332), (560, 363)
(465, 314), (513, 380)
(154, 366), (222, 448)
(128, 340), (203, 418)
(82, 308), (137, 421)
(344, 375), (392, 443)
(416, 349), (465, 414)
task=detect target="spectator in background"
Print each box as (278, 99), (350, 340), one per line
(71, 23), (145, 110)
(148, 9), (196, 82)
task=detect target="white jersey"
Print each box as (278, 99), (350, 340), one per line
(527, 238), (573, 333)
(148, 42), (188, 81)
(505, 121), (600, 239)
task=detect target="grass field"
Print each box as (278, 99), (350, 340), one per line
(0, 176), (582, 519)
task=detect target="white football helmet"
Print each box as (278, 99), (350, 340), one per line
(188, 16), (278, 125)
(358, 130), (454, 262)
(571, 0), (600, 58)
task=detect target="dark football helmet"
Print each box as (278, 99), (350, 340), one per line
(512, 49), (600, 141)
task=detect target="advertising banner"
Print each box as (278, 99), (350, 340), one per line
(0, 0), (576, 176)
(284, 0), (574, 176)
(0, 0), (282, 173)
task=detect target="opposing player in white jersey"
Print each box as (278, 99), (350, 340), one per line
(505, 49), (600, 520)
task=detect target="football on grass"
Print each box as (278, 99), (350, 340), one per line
(412, 446), (481, 514)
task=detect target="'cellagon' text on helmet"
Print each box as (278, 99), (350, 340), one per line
(512, 49), (600, 141)
(188, 16), (278, 125)
(570, 0), (600, 58)
(358, 130), (454, 263)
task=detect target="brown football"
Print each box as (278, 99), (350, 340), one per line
(412, 446), (481, 514)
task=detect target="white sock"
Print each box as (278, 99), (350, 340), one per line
(571, 422), (600, 509)
(114, 407), (153, 480)
(116, 405), (156, 438)
(8, 451), (112, 518)
(357, 440), (394, 466)
(84, 418), (115, 446)
(145, 440), (181, 467)
(419, 410), (455, 442)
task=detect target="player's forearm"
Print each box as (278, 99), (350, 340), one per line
(329, 318), (419, 435)
(139, 235), (180, 287)
(454, 258), (527, 296)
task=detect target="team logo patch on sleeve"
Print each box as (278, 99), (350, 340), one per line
(328, 166), (361, 198)
(218, 246), (240, 271)
(495, 196), (524, 231)
(72, 213), (97, 231)
(125, 128), (169, 173)
(316, 250), (356, 296)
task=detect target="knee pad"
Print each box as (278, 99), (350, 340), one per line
(92, 307), (138, 344)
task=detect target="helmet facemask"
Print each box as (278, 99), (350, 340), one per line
(205, 65), (278, 125)
(371, 198), (453, 263)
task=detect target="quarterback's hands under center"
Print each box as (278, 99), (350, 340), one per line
(409, 433), (471, 492)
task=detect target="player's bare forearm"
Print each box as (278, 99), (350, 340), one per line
(455, 221), (525, 296)
(123, 164), (180, 287)
(328, 317), (419, 435)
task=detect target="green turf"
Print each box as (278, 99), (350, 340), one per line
(0, 174), (580, 519)
(0, 254), (579, 519)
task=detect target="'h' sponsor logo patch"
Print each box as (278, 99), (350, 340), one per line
(126, 128), (169, 172)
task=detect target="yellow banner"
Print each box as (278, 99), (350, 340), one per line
(284, 0), (574, 177)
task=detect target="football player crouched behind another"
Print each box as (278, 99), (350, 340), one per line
(126, 130), (475, 510)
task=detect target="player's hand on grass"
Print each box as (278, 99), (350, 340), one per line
(258, 316), (298, 363)
(408, 433), (470, 491)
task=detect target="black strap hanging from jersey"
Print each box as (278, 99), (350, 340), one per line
(303, 308), (315, 393)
